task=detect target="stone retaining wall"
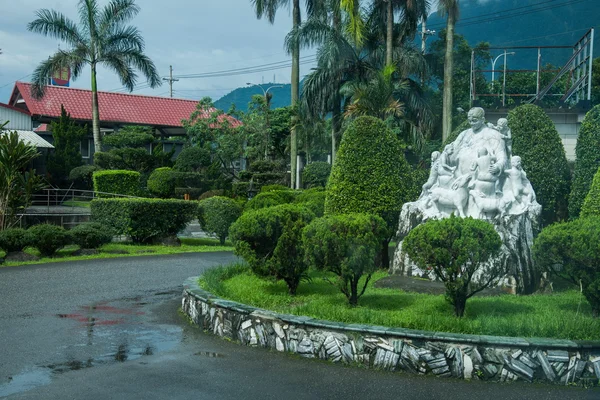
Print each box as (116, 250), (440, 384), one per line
(182, 277), (600, 386)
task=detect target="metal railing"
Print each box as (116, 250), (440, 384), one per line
(29, 188), (143, 213)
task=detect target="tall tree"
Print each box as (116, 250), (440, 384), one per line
(28, 0), (161, 153)
(252, 0), (324, 188)
(47, 105), (86, 185)
(438, 0), (459, 142)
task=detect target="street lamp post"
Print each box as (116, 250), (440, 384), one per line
(246, 83), (284, 108)
(490, 51), (515, 107)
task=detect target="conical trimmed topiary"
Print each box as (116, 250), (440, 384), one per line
(508, 104), (571, 225)
(580, 166), (600, 218)
(569, 105), (600, 219)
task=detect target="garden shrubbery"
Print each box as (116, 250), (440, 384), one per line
(533, 216), (600, 317)
(93, 170), (142, 197)
(229, 204), (315, 295)
(244, 191), (290, 211)
(303, 213), (388, 306)
(198, 196), (243, 244)
(69, 222), (114, 249)
(0, 228), (30, 253)
(27, 224), (71, 256)
(580, 166), (600, 218)
(69, 165), (99, 190)
(91, 198), (197, 243)
(302, 161), (331, 188)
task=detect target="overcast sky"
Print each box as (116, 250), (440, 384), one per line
(0, 0), (317, 103)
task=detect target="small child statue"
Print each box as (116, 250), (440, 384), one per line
(505, 156), (534, 205)
(421, 151), (441, 196)
(437, 144), (457, 177)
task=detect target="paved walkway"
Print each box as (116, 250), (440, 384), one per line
(0, 253), (598, 399)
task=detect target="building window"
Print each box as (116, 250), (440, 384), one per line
(81, 139), (90, 158)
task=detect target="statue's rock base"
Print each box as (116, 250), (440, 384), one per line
(390, 200), (542, 295)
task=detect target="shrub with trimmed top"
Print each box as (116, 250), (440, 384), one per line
(69, 165), (100, 190)
(580, 166), (600, 217)
(0, 228), (30, 253)
(199, 189), (227, 200)
(198, 196), (243, 244)
(174, 146), (211, 172)
(229, 204), (315, 295)
(533, 216), (600, 317)
(569, 105), (600, 218)
(147, 167), (177, 198)
(93, 170), (141, 197)
(294, 189), (326, 217)
(508, 104), (571, 224)
(326, 116), (414, 268)
(91, 198), (197, 243)
(302, 161), (331, 188)
(27, 224), (71, 256)
(69, 222), (114, 249)
(244, 191), (290, 211)
(303, 213), (388, 306)
(260, 184), (289, 193)
(403, 215), (502, 317)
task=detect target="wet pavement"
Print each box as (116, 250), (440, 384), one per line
(1, 253), (599, 399)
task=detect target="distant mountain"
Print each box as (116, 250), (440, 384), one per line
(214, 83), (293, 113)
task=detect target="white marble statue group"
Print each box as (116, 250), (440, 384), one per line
(417, 107), (540, 220)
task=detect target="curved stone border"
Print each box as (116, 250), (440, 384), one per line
(182, 277), (600, 385)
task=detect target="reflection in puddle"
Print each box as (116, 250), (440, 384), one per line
(195, 351), (225, 358)
(0, 368), (52, 397)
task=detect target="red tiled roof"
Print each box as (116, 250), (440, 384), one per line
(0, 102), (31, 115)
(11, 82), (240, 128)
(34, 123), (51, 132)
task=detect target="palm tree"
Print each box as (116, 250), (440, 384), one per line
(27, 0), (161, 152)
(438, 0), (460, 141)
(252, 0), (325, 189)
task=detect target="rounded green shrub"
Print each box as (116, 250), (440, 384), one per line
(325, 116), (413, 268)
(147, 167), (177, 198)
(229, 204), (315, 295)
(244, 191), (289, 211)
(27, 224), (71, 256)
(260, 184), (289, 193)
(403, 215), (502, 317)
(302, 161), (331, 188)
(0, 228), (31, 253)
(91, 198), (197, 243)
(93, 170), (142, 197)
(294, 189), (326, 217)
(303, 213), (388, 306)
(174, 146), (211, 172)
(69, 222), (114, 249)
(508, 104), (571, 224)
(198, 196), (243, 244)
(249, 160), (283, 173)
(69, 165), (100, 190)
(569, 105), (600, 218)
(533, 216), (600, 317)
(199, 189), (227, 200)
(580, 166), (600, 217)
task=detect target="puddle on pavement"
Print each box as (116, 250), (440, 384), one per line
(1, 295), (183, 398)
(194, 351), (225, 358)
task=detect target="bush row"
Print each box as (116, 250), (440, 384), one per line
(0, 222), (114, 256)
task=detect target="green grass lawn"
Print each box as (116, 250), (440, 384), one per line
(0, 237), (232, 267)
(200, 264), (600, 341)
(61, 200), (92, 208)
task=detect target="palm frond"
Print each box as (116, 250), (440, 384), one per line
(341, 0), (366, 46)
(102, 52), (137, 91)
(30, 50), (87, 99)
(110, 49), (162, 88)
(103, 25), (144, 52)
(252, 0), (288, 24)
(27, 9), (85, 46)
(79, 0), (100, 40)
(99, 0), (140, 33)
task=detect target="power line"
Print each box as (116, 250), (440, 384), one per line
(496, 26), (599, 46)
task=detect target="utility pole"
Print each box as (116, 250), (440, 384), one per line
(162, 65), (179, 98)
(421, 20), (435, 54)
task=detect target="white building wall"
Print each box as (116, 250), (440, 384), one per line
(0, 107), (32, 131)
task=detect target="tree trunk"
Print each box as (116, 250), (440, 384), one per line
(453, 295), (467, 317)
(91, 63), (102, 153)
(290, 0), (301, 189)
(442, 10), (456, 142)
(386, 0), (393, 67)
(349, 277), (359, 307)
(381, 239), (390, 270)
(331, 8), (342, 165)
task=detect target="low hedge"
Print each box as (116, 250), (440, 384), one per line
(198, 196), (243, 244)
(0, 228), (31, 253)
(147, 167), (208, 198)
(174, 187), (205, 199)
(93, 170), (141, 197)
(245, 192), (289, 211)
(90, 198), (197, 243)
(69, 222), (114, 249)
(27, 224), (71, 256)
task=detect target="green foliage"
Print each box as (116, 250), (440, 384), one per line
(174, 187), (204, 199)
(0, 128), (44, 229)
(229, 204), (315, 295)
(147, 167), (177, 198)
(508, 104), (571, 224)
(104, 126), (155, 148)
(0, 228), (30, 252)
(403, 216), (503, 317)
(580, 166), (600, 218)
(260, 184), (289, 193)
(303, 213), (388, 306)
(68, 222), (114, 249)
(93, 170), (141, 197)
(249, 160), (283, 173)
(593, 57), (600, 106)
(441, 119), (470, 149)
(198, 196), (243, 244)
(174, 146), (211, 172)
(302, 161), (331, 188)
(90, 198), (197, 243)
(533, 217), (600, 317)
(27, 224), (70, 256)
(198, 189), (227, 200)
(294, 189), (326, 218)
(244, 191), (290, 211)
(68, 165), (99, 190)
(569, 105), (600, 218)
(47, 105), (86, 185)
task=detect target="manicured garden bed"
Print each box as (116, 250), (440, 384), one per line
(0, 237), (232, 267)
(199, 263), (600, 341)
